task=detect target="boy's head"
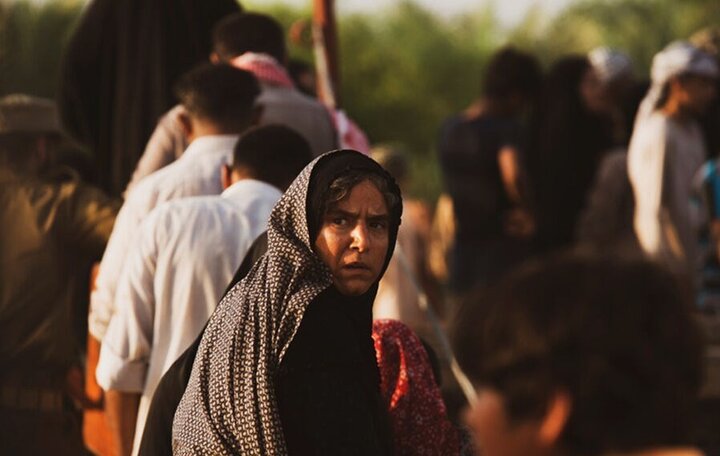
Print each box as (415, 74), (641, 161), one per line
(652, 41), (718, 116)
(174, 63), (260, 141)
(453, 253), (703, 456)
(221, 124), (313, 191)
(211, 12), (287, 64)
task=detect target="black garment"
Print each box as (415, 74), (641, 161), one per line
(524, 57), (615, 253)
(438, 114), (520, 242)
(438, 114), (527, 291)
(138, 232), (269, 456)
(57, 0), (240, 195)
(275, 287), (392, 455)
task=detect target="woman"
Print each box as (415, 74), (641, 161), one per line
(525, 56), (615, 253)
(173, 150), (402, 454)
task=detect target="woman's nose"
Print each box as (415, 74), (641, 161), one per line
(350, 222), (369, 252)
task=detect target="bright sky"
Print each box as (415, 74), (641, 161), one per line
(271, 0), (577, 27)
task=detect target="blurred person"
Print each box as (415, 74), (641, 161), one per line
(575, 146), (638, 252)
(372, 319), (460, 456)
(97, 126), (313, 455)
(588, 47), (639, 145)
(125, 12), (337, 193)
(173, 150), (401, 454)
(0, 95), (119, 455)
(525, 55), (615, 253)
(89, 65), (260, 359)
(372, 144), (435, 337)
(691, 27), (720, 158)
(58, 0), (239, 196)
(288, 58), (318, 97)
(427, 193), (455, 285)
(628, 41), (718, 275)
(438, 47), (542, 293)
(453, 253), (705, 456)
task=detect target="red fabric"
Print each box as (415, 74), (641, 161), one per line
(231, 52), (295, 88)
(329, 109), (371, 154)
(373, 319), (459, 456)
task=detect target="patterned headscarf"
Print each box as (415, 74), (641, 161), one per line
(173, 149), (402, 454)
(373, 319), (460, 456)
(231, 52), (295, 89)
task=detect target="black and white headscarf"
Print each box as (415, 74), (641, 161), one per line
(173, 149), (402, 455)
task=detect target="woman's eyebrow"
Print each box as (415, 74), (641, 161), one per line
(325, 207), (357, 218)
(368, 214), (390, 223)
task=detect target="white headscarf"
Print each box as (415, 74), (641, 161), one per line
(635, 41), (719, 127)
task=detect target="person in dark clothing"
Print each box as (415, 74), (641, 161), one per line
(170, 150), (401, 454)
(525, 56), (615, 254)
(57, 0), (240, 195)
(438, 48), (542, 292)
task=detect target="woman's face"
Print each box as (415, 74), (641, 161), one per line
(314, 179), (390, 296)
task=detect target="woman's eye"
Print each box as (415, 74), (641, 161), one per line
(332, 217), (347, 226)
(370, 221), (387, 230)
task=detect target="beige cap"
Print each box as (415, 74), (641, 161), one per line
(0, 94), (61, 135)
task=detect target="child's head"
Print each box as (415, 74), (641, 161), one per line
(454, 253), (703, 456)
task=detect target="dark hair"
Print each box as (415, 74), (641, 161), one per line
(174, 63), (260, 131)
(453, 253), (703, 455)
(232, 125), (313, 190)
(524, 56), (614, 250)
(212, 12), (286, 63)
(483, 47), (542, 101)
(324, 169), (401, 218)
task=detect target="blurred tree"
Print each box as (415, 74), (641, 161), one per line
(0, 0), (82, 97)
(5, 0), (719, 200)
(508, 0), (720, 73)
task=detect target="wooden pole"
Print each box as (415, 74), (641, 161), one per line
(312, 0), (340, 108)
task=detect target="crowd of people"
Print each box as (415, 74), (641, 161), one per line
(1, 1), (720, 455)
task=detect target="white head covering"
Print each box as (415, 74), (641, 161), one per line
(588, 47), (634, 85)
(635, 41), (719, 127)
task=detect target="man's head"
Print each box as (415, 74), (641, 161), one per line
(453, 253), (703, 456)
(221, 125), (313, 191)
(211, 12), (287, 64)
(314, 169), (401, 296)
(651, 41), (719, 116)
(174, 63), (261, 142)
(0, 94), (63, 174)
(482, 47), (542, 115)
(663, 73), (718, 116)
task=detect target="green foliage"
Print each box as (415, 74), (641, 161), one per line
(509, 0), (720, 73)
(0, 0), (82, 97)
(3, 0), (720, 200)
